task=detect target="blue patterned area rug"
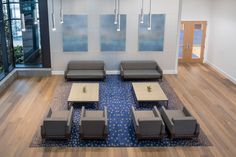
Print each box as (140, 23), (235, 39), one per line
(30, 75), (212, 147)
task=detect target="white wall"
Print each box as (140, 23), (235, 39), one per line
(181, 0), (211, 62)
(48, 0), (181, 73)
(206, 0), (236, 83)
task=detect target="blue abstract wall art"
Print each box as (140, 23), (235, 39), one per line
(100, 14), (126, 52)
(63, 15), (88, 52)
(139, 14), (165, 51)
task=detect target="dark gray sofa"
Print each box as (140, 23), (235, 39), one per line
(65, 61), (106, 80)
(160, 106), (200, 139)
(41, 107), (73, 140)
(120, 60), (163, 80)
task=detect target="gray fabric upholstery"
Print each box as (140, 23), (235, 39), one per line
(41, 107), (73, 139)
(79, 106), (108, 139)
(131, 106), (165, 139)
(65, 61), (106, 80)
(160, 106), (200, 138)
(120, 60), (163, 80)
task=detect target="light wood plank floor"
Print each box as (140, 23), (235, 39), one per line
(0, 63), (235, 157)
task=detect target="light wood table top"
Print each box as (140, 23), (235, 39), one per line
(68, 83), (99, 103)
(132, 82), (168, 102)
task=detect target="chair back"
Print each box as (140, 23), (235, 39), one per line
(138, 118), (162, 136)
(81, 118), (106, 136)
(43, 120), (67, 136)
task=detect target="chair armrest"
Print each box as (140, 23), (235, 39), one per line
(131, 106), (139, 127)
(47, 108), (52, 118)
(183, 107), (192, 117)
(195, 122), (200, 135)
(67, 107), (73, 127)
(103, 106), (108, 126)
(153, 106), (160, 117)
(41, 125), (45, 137)
(160, 106), (174, 133)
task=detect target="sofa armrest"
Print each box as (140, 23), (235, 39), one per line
(64, 69), (69, 80)
(66, 107), (73, 134)
(120, 65), (124, 77)
(156, 64), (163, 76)
(153, 106), (160, 117)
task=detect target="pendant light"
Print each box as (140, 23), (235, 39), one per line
(51, 0), (56, 31)
(140, 0), (144, 24)
(116, 0), (120, 31)
(60, 0), (64, 24)
(114, 0), (118, 24)
(147, 0), (152, 30)
(21, 14), (26, 32)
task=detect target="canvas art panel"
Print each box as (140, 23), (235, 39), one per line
(63, 15), (88, 52)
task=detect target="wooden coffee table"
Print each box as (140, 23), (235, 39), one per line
(67, 83), (99, 109)
(132, 82), (168, 108)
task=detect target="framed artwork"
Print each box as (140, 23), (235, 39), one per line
(63, 15), (88, 52)
(139, 14), (165, 51)
(100, 14), (126, 52)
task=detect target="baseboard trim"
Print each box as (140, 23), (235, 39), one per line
(51, 71), (65, 75)
(205, 60), (236, 84)
(163, 70), (178, 75)
(51, 70), (178, 75)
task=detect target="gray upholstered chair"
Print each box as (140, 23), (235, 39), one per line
(131, 106), (165, 140)
(160, 106), (200, 139)
(79, 106), (108, 139)
(64, 60), (106, 80)
(41, 107), (73, 140)
(120, 60), (163, 80)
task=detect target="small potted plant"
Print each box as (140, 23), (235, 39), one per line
(147, 86), (152, 92)
(83, 86), (87, 93)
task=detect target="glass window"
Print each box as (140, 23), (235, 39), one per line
(0, 32), (5, 80)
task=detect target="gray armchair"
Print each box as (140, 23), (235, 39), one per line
(131, 106), (165, 140)
(120, 60), (163, 81)
(64, 60), (106, 81)
(79, 106), (108, 139)
(41, 107), (73, 140)
(160, 106), (200, 139)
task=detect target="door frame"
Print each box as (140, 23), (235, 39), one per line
(178, 21), (207, 63)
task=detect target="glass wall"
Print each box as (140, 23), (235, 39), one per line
(9, 0), (42, 67)
(0, 0), (49, 81)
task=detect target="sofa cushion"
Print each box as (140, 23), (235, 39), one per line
(68, 61), (104, 70)
(66, 70), (104, 79)
(121, 61), (157, 70)
(123, 70), (161, 79)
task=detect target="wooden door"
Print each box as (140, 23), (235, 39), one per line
(178, 21), (207, 63)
